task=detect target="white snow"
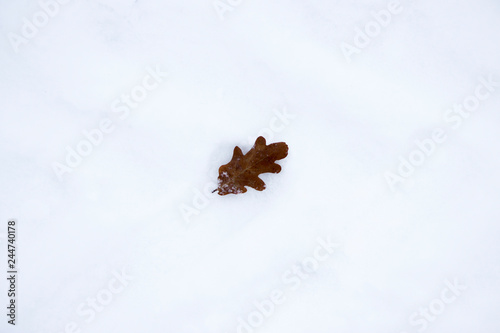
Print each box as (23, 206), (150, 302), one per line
(1, 0), (500, 332)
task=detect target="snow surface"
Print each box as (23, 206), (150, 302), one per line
(1, 0), (500, 332)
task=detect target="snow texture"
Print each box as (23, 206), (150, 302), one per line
(1, 0), (500, 332)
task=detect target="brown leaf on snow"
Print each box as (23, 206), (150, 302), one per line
(215, 136), (288, 195)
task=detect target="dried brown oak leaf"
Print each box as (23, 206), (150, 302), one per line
(215, 136), (288, 195)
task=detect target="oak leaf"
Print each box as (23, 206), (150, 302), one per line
(215, 136), (288, 195)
